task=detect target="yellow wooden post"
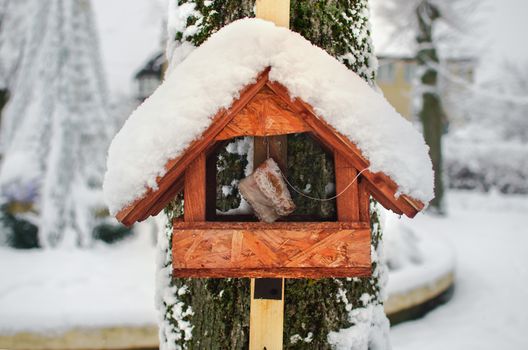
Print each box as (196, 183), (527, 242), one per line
(249, 279), (285, 350)
(255, 0), (290, 28)
(251, 3), (290, 350)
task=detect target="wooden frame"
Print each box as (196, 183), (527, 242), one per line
(115, 68), (425, 227)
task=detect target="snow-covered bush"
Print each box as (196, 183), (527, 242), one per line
(0, 0), (125, 248)
(445, 139), (528, 194)
(444, 61), (528, 195)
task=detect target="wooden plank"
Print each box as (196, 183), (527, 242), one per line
(250, 279), (284, 350)
(365, 182), (403, 215)
(184, 153), (206, 222)
(140, 175), (185, 222)
(255, 0), (290, 28)
(140, 142), (226, 223)
(172, 267), (371, 279)
(213, 213), (336, 222)
(358, 176), (370, 223)
(171, 224), (371, 277)
(334, 152), (360, 221)
(116, 69), (271, 226)
(253, 135), (288, 174)
(172, 221), (369, 230)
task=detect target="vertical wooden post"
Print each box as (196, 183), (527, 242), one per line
(334, 152), (360, 222)
(358, 177), (370, 223)
(256, 0), (290, 28)
(205, 148), (218, 221)
(251, 2), (290, 350)
(184, 153), (206, 222)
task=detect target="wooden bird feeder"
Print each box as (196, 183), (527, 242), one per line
(114, 67), (425, 279)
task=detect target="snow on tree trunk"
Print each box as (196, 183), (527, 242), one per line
(416, 1), (446, 213)
(157, 1), (390, 349)
(0, 0), (110, 247)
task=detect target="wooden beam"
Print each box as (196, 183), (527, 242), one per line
(358, 176), (370, 223)
(253, 136), (288, 174)
(174, 267), (371, 279)
(184, 153), (206, 222)
(256, 0), (290, 28)
(172, 221), (369, 230)
(334, 152), (360, 222)
(250, 278), (284, 350)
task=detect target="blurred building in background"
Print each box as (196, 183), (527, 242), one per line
(133, 50), (475, 130)
(135, 52), (165, 102)
(377, 55), (475, 127)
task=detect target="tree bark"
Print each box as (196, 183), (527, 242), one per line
(416, 1), (445, 213)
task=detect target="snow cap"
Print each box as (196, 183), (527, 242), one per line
(103, 18), (434, 216)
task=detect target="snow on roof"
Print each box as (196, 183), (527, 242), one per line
(103, 18), (433, 216)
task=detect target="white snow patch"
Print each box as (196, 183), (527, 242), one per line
(328, 304), (391, 350)
(390, 191), (528, 350)
(103, 18), (433, 215)
(0, 230), (157, 334)
(384, 212), (456, 295)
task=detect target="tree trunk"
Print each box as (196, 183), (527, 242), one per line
(158, 1), (389, 349)
(416, 1), (445, 213)
(0, 89), (8, 131)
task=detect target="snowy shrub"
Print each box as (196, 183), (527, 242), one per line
(92, 222), (133, 244)
(445, 139), (528, 194)
(383, 217), (424, 271)
(0, 205), (39, 249)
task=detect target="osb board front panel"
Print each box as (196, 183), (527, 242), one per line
(172, 222), (371, 278)
(216, 86), (310, 140)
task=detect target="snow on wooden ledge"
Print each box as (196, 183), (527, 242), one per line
(103, 18), (434, 216)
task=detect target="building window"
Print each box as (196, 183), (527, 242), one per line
(378, 63), (395, 83)
(136, 75), (161, 101)
(404, 63), (415, 83)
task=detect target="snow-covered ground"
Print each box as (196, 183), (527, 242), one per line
(390, 191), (528, 350)
(1, 191), (527, 349)
(384, 212), (455, 297)
(0, 222), (158, 334)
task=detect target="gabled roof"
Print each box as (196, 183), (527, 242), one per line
(103, 19), (434, 224)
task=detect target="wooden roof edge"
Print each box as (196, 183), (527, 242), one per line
(114, 69), (272, 226)
(115, 68), (427, 225)
(400, 195), (425, 216)
(265, 79), (427, 218)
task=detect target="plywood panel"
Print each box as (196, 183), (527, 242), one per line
(172, 222), (371, 278)
(216, 86), (310, 140)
